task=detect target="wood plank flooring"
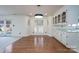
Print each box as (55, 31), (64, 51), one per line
(12, 35), (76, 53)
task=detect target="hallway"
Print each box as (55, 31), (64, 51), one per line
(12, 35), (76, 53)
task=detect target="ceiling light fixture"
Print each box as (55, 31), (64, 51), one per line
(35, 14), (43, 18)
(34, 5), (43, 18)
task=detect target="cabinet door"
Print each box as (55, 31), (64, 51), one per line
(61, 32), (67, 45)
(62, 12), (66, 23)
(58, 15), (61, 23)
(55, 16), (57, 24)
(66, 33), (79, 48)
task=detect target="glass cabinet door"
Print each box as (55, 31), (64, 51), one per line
(55, 16), (57, 24)
(62, 12), (66, 23)
(58, 15), (60, 23)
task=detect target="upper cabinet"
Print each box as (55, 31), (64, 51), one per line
(62, 12), (66, 23)
(55, 16), (57, 24)
(53, 11), (66, 24)
(58, 14), (61, 23)
(53, 6), (79, 25)
(52, 6), (67, 25)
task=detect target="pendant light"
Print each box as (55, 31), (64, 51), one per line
(35, 14), (43, 18)
(35, 5), (43, 18)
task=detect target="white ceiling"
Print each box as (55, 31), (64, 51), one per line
(0, 5), (63, 16)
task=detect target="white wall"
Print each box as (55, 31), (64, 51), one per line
(46, 16), (53, 36)
(11, 15), (30, 36)
(0, 15), (30, 36)
(66, 5), (79, 24)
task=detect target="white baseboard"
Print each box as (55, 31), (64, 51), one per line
(47, 34), (53, 37)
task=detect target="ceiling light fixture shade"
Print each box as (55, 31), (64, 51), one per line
(35, 14), (43, 18)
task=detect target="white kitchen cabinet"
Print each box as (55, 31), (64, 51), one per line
(61, 32), (67, 46)
(52, 5), (79, 52)
(66, 32), (79, 52)
(57, 32), (79, 52)
(0, 37), (21, 53)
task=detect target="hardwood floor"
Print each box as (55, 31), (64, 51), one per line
(12, 35), (76, 53)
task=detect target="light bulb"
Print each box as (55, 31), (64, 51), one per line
(35, 16), (43, 18)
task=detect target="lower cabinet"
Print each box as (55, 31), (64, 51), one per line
(56, 31), (67, 47)
(66, 32), (79, 52)
(54, 31), (79, 52)
(53, 28), (79, 52)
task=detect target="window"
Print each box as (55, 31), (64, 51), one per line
(35, 20), (43, 26)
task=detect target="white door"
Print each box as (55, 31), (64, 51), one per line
(34, 19), (44, 35)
